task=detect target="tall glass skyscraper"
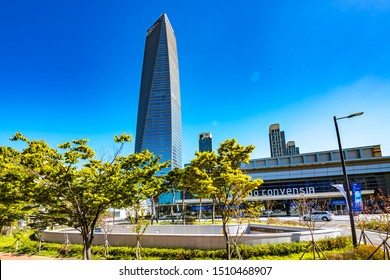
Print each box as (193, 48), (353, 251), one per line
(135, 14), (182, 175)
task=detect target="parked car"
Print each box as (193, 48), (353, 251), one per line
(302, 211), (333, 221)
(372, 209), (383, 214)
(93, 227), (103, 233)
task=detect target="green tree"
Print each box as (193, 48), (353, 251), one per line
(184, 152), (216, 222)
(123, 175), (164, 259)
(0, 146), (28, 234)
(297, 195), (327, 260)
(164, 167), (185, 223)
(97, 211), (114, 257)
(185, 139), (263, 259)
(8, 132), (168, 260)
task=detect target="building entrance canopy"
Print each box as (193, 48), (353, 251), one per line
(179, 189), (374, 204)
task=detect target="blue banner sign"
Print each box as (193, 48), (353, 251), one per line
(329, 200), (346, 205)
(351, 183), (363, 212)
(191, 205), (212, 211)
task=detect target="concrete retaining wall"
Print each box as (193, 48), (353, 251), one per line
(110, 224), (249, 234)
(42, 225), (340, 250)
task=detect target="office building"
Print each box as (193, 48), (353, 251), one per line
(241, 145), (390, 213)
(183, 145), (390, 215)
(269, 124), (299, 157)
(134, 14), (182, 175)
(199, 132), (213, 152)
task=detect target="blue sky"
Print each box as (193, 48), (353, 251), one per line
(1, 0), (390, 164)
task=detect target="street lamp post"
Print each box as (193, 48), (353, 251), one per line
(333, 112), (363, 248)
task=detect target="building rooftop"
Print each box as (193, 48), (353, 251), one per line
(242, 145), (383, 170)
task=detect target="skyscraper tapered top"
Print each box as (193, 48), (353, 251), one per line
(135, 14), (182, 174)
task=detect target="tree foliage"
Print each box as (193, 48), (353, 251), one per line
(164, 167), (185, 223)
(184, 139), (263, 259)
(4, 132), (168, 259)
(0, 146), (28, 233)
(1, 134), (266, 260)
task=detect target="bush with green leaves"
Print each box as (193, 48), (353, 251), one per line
(326, 244), (384, 260)
(1, 233), (352, 260)
(317, 235), (350, 250)
(365, 218), (390, 232)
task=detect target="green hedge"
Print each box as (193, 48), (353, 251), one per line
(99, 235), (351, 260)
(363, 219), (390, 232)
(0, 233), (352, 260)
(326, 244), (385, 260)
(237, 235), (350, 259)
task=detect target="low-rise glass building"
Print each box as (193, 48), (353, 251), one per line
(181, 145), (389, 215)
(241, 145), (389, 214)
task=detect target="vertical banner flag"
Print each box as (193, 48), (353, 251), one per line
(332, 184), (349, 212)
(351, 183), (363, 212)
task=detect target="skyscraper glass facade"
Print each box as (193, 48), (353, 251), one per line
(135, 14), (182, 175)
(199, 132), (212, 152)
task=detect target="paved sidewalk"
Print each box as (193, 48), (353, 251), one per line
(0, 252), (64, 260)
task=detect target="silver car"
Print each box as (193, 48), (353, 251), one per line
(302, 211), (333, 221)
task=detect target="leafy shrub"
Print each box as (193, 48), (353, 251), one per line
(1, 231), (352, 260)
(240, 242), (305, 258)
(364, 218), (390, 232)
(57, 243), (83, 258)
(267, 218), (280, 224)
(185, 217), (196, 224)
(317, 236), (350, 250)
(326, 244), (384, 260)
(282, 220), (301, 226)
(355, 244), (384, 260)
(102, 246), (136, 260)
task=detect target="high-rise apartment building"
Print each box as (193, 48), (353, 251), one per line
(286, 141), (300, 155)
(199, 132), (213, 152)
(135, 14), (182, 175)
(269, 124), (299, 157)
(269, 124), (286, 157)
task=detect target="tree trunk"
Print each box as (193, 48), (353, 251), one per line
(104, 232), (110, 257)
(181, 189), (186, 225)
(83, 240), (92, 260)
(222, 219), (231, 260)
(105, 240), (109, 257)
(212, 199), (216, 224)
(154, 197), (160, 223)
(150, 195), (156, 225)
(171, 186), (175, 224)
(38, 238), (42, 254)
(81, 226), (93, 260)
(15, 239), (19, 253)
(198, 197), (202, 222)
(136, 239), (142, 260)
